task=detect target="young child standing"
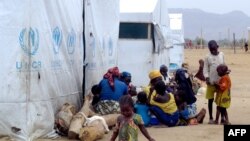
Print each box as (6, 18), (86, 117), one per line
(110, 95), (155, 141)
(203, 40), (225, 124)
(134, 91), (151, 127)
(213, 64), (231, 125)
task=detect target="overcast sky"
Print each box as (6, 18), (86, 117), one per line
(165, 0), (250, 16)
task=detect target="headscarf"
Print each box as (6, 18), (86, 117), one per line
(149, 70), (162, 80)
(103, 67), (120, 89)
(121, 71), (131, 79)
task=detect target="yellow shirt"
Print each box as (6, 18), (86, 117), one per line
(143, 86), (178, 114)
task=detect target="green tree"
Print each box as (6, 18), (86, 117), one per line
(194, 36), (206, 46)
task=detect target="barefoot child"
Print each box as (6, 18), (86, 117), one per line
(110, 95), (155, 141)
(213, 64), (231, 125)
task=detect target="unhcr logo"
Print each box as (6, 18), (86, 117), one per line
(52, 27), (62, 54)
(67, 29), (76, 54)
(19, 27), (39, 56)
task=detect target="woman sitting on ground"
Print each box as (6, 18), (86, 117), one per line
(119, 71), (137, 97)
(94, 67), (128, 115)
(148, 80), (180, 127)
(174, 90), (206, 125)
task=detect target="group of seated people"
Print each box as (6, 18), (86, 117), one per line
(89, 64), (206, 127)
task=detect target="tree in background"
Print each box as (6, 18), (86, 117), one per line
(194, 36), (206, 48)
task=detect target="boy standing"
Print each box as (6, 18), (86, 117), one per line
(203, 40), (225, 124)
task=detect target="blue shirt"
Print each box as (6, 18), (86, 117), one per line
(134, 103), (150, 126)
(99, 78), (128, 101)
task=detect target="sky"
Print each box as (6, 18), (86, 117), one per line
(165, 0), (250, 17)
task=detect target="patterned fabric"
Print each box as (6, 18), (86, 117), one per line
(215, 75), (231, 108)
(179, 108), (189, 120)
(117, 114), (143, 141)
(94, 100), (120, 115)
(177, 103), (197, 120)
(186, 103), (197, 119)
(103, 67), (120, 90)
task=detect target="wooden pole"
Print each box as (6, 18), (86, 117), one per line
(233, 33), (236, 54)
(248, 27), (250, 49)
(228, 28), (231, 48)
(200, 27), (203, 48)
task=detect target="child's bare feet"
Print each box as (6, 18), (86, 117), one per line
(214, 120), (219, 124)
(188, 118), (198, 125)
(208, 119), (218, 124)
(208, 119), (214, 124)
(221, 120), (231, 125)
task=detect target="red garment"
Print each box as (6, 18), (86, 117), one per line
(103, 67), (120, 89)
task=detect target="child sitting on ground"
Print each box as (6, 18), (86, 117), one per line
(110, 95), (155, 141)
(134, 91), (151, 127)
(91, 84), (101, 110)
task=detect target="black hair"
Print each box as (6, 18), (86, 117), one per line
(208, 40), (218, 48)
(119, 95), (134, 108)
(217, 64), (230, 76)
(150, 77), (162, 86)
(175, 90), (186, 102)
(91, 84), (101, 95)
(154, 80), (166, 95)
(137, 91), (148, 104)
(160, 65), (168, 72)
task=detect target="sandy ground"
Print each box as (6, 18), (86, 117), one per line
(1, 48), (250, 141)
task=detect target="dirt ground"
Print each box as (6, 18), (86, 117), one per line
(1, 48), (250, 141)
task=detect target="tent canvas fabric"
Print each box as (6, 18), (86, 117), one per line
(84, 0), (120, 94)
(0, 0), (83, 140)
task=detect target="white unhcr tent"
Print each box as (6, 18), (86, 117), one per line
(0, 0), (120, 140)
(84, 0), (120, 93)
(0, 0), (83, 140)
